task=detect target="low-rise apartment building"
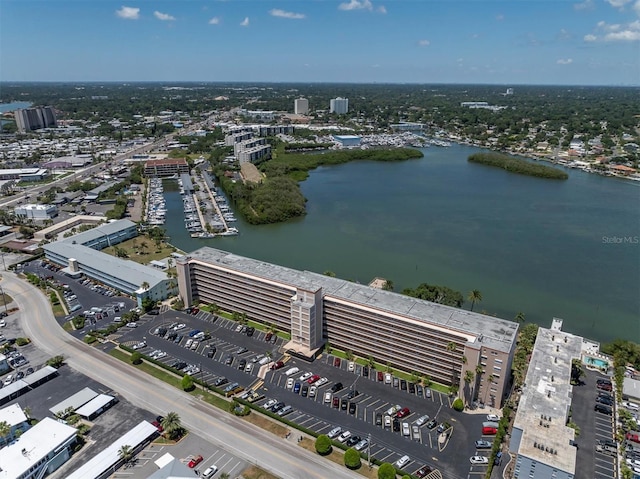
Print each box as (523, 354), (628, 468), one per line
(176, 247), (518, 406)
(143, 158), (189, 177)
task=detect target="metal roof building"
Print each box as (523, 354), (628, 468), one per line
(49, 387), (98, 416)
(75, 394), (118, 420)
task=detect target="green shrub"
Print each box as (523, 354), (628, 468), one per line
(15, 337), (30, 346)
(130, 352), (142, 365)
(344, 447), (361, 470)
(378, 462), (396, 479)
(315, 434), (332, 455)
(72, 316), (85, 329)
(83, 335), (97, 344)
(182, 374), (195, 392)
(452, 397), (464, 411)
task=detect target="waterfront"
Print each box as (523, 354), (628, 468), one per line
(0, 101), (31, 113)
(164, 144), (639, 343)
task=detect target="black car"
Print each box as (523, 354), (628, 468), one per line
(426, 419), (438, 429)
(174, 335), (183, 344)
(393, 377), (399, 388)
(246, 327), (255, 337)
(348, 402), (357, 414)
(301, 385), (308, 397)
(271, 402), (285, 413)
(166, 332), (177, 341)
(25, 367), (34, 375)
(156, 328), (167, 337)
(207, 347), (217, 358)
(375, 413), (383, 426)
(16, 371), (24, 380)
(362, 366), (369, 377)
(331, 382), (343, 393)
(172, 361), (187, 370)
(393, 418), (401, 432)
(346, 435), (361, 447)
(595, 404), (613, 415)
(596, 396), (614, 406)
(214, 377), (227, 386)
(347, 389), (359, 400)
(238, 359), (247, 370)
(225, 355), (234, 365)
(400, 379), (407, 391)
(341, 399), (348, 411)
(148, 309), (160, 315)
(408, 383), (416, 394)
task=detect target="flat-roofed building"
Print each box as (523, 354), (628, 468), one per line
(0, 168), (49, 182)
(143, 159), (189, 178)
(330, 97), (349, 114)
(257, 125), (295, 137)
(225, 132), (254, 146)
(234, 138), (267, 156)
(333, 135), (361, 147)
(294, 98), (309, 115)
(14, 204), (58, 220)
(0, 417), (77, 479)
(14, 106), (57, 133)
(176, 247), (518, 405)
(0, 404), (30, 445)
(509, 319), (581, 479)
(237, 145), (272, 164)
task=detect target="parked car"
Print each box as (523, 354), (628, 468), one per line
(348, 402), (357, 414)
(327, 426), (342, 439)
(396, 407), (411, 418)
(337, 431), (352, 442)
(270, 361), (285, 370)
(333, 357), (341, 367)
(470, 455), (489, 465)
(375, 413), (383, 426)
(415, 465), (434, 478)
(346, 435), (361, 447)
(284, 367), (300, 376)
(347, 361), (355, 372)
(377, 371), (384, 382)
(265, 332), (273, 341)
(415, 415), (429, 426)
(486, 414), (500, 422)
(316, 377), (329, 386)
(330, 382), (343, 393)
(201, 466), (218, 478)
(354, 439), (369, 451)
(324, 392), (332, 404)
(475, 440), (492, 449)
(402, 422), (410, 436)
(426, 419), (438, 430)
(188, 455), (203, 468)
(394, 455), (410, 469)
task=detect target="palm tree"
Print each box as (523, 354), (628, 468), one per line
(473, 365), (484, 402)
(141, 281), (150, 291)
(382, 279), (394, 291)
(515, 311), (526, 323)
(0, 420), (10, 446)
(446, 342), (457, 354)
(118, 444), (134, 465)
(161, 412), (183, 440)
(219, 473), (230, 479)
(463, 370), (474, 405)
(467, 290), (483, 311)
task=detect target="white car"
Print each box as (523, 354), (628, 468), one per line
(402, 422), (410, 436)
(126, 322), (137, 328)
(185, 339), (193, 349)
(263, 399), (277, 410)
(0, 320), (5, 328)
(309, 386), (317, 398)
(286, 378), (295, 389)
(415, 415), (429, 426)
(155, 351), (166, 360)
(486, 414), (500, 422)
(284, 367), (300, 376)
(348, 361), (355, 372)
(202, 465), (218, 478)
(337, 431), (352, 443)
(316, 377), (329, 387)
(132, 341), (146, 350)
(173, 323), (186, 331)
(298, 372), (313, 381)
(384, 373), (392, 384)
(470, 455), (489, 465)
(324, 391), (332, 404)
(3, 375), (13, 386)
(385, 404), (401, 416)
(384, 415), (392, 428)
(395, 455), (410, 469)
(327, 426), (342, 438)
(235, 324), (243, 332)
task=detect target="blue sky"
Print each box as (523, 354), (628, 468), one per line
(1, 0), (639, 85)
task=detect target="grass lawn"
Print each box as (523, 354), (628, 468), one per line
(0, 293), (13, 306)
(298, 438), (378, 479)
(51, 303), (66, 317)
(240, 465), (281, 479)
(102, 236), (179, 264)
(242, 414), (288, 437)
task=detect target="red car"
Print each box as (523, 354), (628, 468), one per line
(396, 407), (411, 418)
(265, 332), (273, 342)
(188, 455), (203, 468)
(191, 308), (199, 315)
(151, 420), (164, 432)
(627, 432), (640, 443)
(377, 371), (384, 382)
(307, 374), (321, 384)
(333, 357), (341, 367)
(482, 426), (497, 435)
(270, 361), (284, 370)
(332, 397), (340, 408)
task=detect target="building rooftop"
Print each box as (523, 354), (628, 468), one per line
(0, 403), (27, 427)
(624, 377), (640, 400)
(58, 218), (137, 246)
(49, 387), (98, 416)
(511, 319), (581, 475)
(145, 158), (187, 166)
(75, 394), (116, 418)
(186, 247), (518, 351)
(14, 203), (55, 211)
(0, 417), (77, 479)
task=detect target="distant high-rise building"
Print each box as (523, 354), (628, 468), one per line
(330, 97), (349, 114)
(14, 106), (57, 132)
(294, 98), (309, 115)
(505, 88), (514, 95)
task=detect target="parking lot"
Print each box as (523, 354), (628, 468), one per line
(113, 305), (494, 479)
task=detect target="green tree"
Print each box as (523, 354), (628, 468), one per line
(130, 352), (142, 365)
(378, 462), (396, 479)
(382, 279), (394, 291)
(452, 397), (464, 411)
(161, 412), (183, 440)
(182, 374), (195, 392)
(118, 444), (134, 464)
(467, 289), (483, 311)
(315, 434), (332, 455)
(515, 311), (526, 323)
(46, 355), (65, 368)
(141, 281), (150, 291)
(344, 447), (361, 469)
(323, 271), (336, 277)
(0, 420), (10, 446)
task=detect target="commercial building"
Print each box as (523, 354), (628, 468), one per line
(294, 98), (309, 115)
(14, 106), (57, 133)
(0, 168), (49, 182)
(42, 220), (176, 306)
(0, 417), (77, 479)
(176, 248), (518, 406)
(143, 159), (189, 178)
(333, 135), (361, 147)
(330, 97), (349, 114)
(509, 319), (581, 479)
(14, 204), (58, 220)
(0, 404), (30, 445)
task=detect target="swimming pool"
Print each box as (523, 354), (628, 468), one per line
(586, 357), (609, 369)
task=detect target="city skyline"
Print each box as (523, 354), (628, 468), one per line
(1, 0), (639, 86)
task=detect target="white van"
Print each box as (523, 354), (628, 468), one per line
(624, 402), (639, 411)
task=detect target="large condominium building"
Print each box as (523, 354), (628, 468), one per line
(14, 106), (57, 132)
(294, 98), (309, 115)
(509, 319), (581, 479)
(14, 204), (58, 220)
(225, 132), (254, 146)
(143, 158), (189, 178)
(330, 97), (349, 114)
(176, 248), (519, 407)
(234, 138), (267, 156)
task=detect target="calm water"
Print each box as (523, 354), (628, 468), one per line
(0, 101), (31, 113)
(163, 145), (640, 343)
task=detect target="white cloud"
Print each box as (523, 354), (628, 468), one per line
(557, 28), (571, 40)
(584, 33), (598, 41)
(154, 11), (175, 21)
(585, 19), (640, 42)
(377, 5), (387, 14)
(605, 30), (640, 40)
(338, 0), (373, 11)
(635, 0), (640, 15)
(556, 58), (573, 64)
(240, 17), (249, 27)
(418, 39), (430, 46)
(269, 9), (305, 19)
(606, 0), (631, 7)
(208, 17), (220, 25)
(574, 0), (595, 10)
(116, 6), (140, 20)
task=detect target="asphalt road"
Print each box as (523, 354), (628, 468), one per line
(2, 272), (360, 479)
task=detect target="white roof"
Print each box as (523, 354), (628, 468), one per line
(0, 403), (27, 427)
(0, 417), (77, 479)
(49, 387), (98, 416)
(75, 394), (115, 418)
(66, 421), (158, 479)
(624, 377), (640, 400)
(154, 452), (175, 469)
